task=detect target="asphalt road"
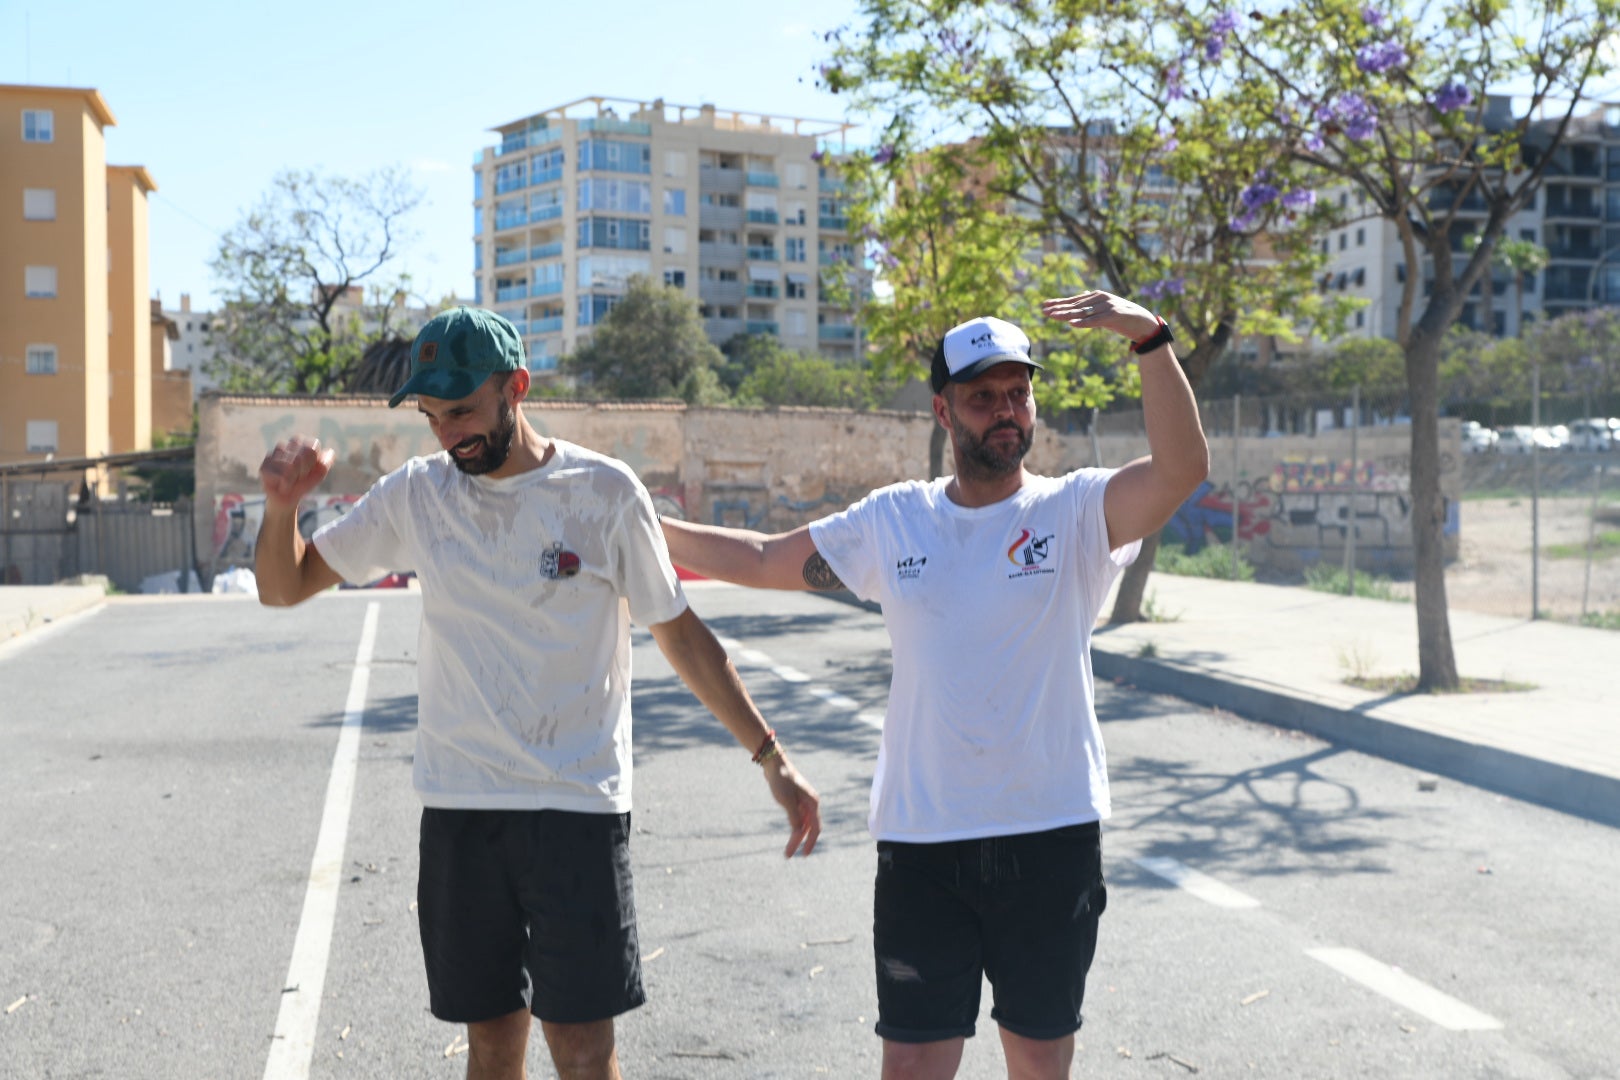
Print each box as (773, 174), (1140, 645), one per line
(1, 584), (1615, 1079)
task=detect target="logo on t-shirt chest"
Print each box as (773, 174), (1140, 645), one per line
(1005, 527), (1056, 579)
(895, 554), (928, 581)
(541, 540), (581, 580)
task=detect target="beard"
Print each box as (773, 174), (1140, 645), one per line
(950, 412), (1033, 480)
(449, 397), (518, 475)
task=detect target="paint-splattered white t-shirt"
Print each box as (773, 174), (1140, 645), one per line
(312, 440), (688, 812)
(808, 469), (1138, 843)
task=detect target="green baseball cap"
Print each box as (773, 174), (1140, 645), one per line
(388, 307), (526, 408)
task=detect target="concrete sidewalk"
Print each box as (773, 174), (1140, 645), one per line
(5, 574), (1615, 830)
(1091, 574), (1619, 829)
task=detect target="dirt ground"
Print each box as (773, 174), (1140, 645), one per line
(1420, 495), (1620, 621)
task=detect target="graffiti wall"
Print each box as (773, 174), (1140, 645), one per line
(196, 394), (1458, 580)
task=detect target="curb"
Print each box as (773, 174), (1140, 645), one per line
(1090, 647), (1620, 832)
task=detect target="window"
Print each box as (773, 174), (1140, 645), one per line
(784, 310), (807, 335)
(23, 188), (55, 220)
(664, 268), (687, 288)
(786, 163), (807, 188)
(577, 178), (652, 214)
(1337, 233), (1347, 251)
(1521, 228), (1536, 242)
(785, 273), (808, 299)
(578, 139), (651, 175)
(1355, 311), (1365, 328)
(663, 188), (686, 215)
(26, 345), (57, 374)
(785, 237), (806, 262)
(786, 201), (807, 225)
(22, 109), (53, 143)
(664, 150), (687, 178)
(26, 420), (58, 454)
(663, 226), (687, 254)
(25, 265), (56, 298)
(1356, 227), (1365, 246)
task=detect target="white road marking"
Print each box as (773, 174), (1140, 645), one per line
(715, 635), (741, 650)
(263, 602), (379, 1080)
(1134, 856), (1262, 909)
(772, 665), (811, 683)
(857, 711), (886, 730)
(808, 686), (860, 710)
(738, 648), (772, 664)
(1306, 947), (1503, 1031)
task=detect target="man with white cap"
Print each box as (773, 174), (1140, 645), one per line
(658, 290), (1209, 1079)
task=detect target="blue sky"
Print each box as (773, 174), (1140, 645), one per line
(0, 0), (867, 311)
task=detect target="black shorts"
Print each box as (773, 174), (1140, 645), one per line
(872, 821), (1107, 1043)
(417, 807), (644, 1025)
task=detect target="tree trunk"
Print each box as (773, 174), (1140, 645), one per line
(1404, 323), (1460, 691)
(1479, 272), (1495, 337)
(1109, 528), (1162, 624)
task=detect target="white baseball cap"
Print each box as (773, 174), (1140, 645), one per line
(932, 316), (1043, 392)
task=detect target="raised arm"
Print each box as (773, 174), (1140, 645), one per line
(255, 436), (345, 607)
(647, 607), (821, 857)
(1043, 292), (1210, 549)
(659, 519), (846, 592)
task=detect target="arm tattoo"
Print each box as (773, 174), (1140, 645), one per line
(802, 552), (845, 591)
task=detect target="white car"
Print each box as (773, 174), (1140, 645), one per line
(1496, 425), (1535, 454)
(1462, 420), (1498, 453)
(1567, 418), (1616, 452)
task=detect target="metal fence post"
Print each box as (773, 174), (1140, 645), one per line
(1231, 393), (1241, 581)
(1582, 463), (1603, 621)
(1531, 362), (1541, 620)
(1346, 385), (1359, 597)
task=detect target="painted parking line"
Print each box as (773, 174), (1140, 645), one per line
(1134, 856), (1262, 909)
(856, 711), (885, 730)
(1306, 947), (1503, 1031)
(808, 686), (861, 711)
(263, 601), (379, 1080)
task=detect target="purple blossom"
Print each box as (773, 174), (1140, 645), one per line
(1230, 208), (1259, 232)
(1166, 62), (1186, 102)
(1281, 188), (1317, 211)
(1431, 81), (1473, 113)
(1304, 132), (1326, 152)
(877, 252), (900, 271)
(1240, 182), (1280, 210)
(1161, 133), (1180, 153)
(1355, 39), (1407, 74)
(1361, 6), (1385, 27)
(1325, 92), (1379, 141)
(1140, 276), (1187, 300)
(811, 149), (826, 163)
(1204, 9), (1239, 62)
(873, 143), (896, 166)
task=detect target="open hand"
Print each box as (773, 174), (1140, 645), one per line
(259, 436), (335, 512)
(763, 755), (822, 858)
(1042, 291), (1160, 344)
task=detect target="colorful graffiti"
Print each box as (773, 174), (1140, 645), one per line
(213, 493), (362, 566)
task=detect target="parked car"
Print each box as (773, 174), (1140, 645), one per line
(1543, 424), (1571, 451)
(1462, 420), (1498, 453)
(1496, 425), (1535, 454)
(1567, 418), (1616, 452)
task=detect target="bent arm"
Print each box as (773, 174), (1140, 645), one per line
(659, 519), (844, 592)
(648, 607), (821, 857)
(255, 505), (343, 607)
(1103, 341), (1210, 549)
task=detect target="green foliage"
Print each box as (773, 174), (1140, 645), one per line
(1544, 531), (1620, 561)
(1304, 563), (1409, 601)
(1291, 336), (1406, 395)
(1154, 542), (1255, 580)
(733, 342), (877, 409)
(563, 276), (726, 401)
(1579, 610), (1620, 631)
(207, 167), (425, 395)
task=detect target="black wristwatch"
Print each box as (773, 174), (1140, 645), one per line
(1131, 317), (1175, 355)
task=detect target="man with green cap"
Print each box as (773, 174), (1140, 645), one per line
(255, 307), (821, 1080)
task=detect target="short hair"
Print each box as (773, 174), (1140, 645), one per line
(929, 339), (950, 394)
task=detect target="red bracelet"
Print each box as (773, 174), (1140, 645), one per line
(1131, 316), (1168, 348)
(751, 728), (777, 763)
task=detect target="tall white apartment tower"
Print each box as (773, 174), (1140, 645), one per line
(472, 96), (859, 376)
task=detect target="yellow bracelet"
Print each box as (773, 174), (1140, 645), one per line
(757, 742), (785, 766)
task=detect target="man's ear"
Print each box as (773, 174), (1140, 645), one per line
(932, 389), (951, 431)
(508, 367), (532, 402)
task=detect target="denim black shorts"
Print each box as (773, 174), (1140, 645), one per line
(872, 820), (1107, 1043)
(417, 807), (644, 1025)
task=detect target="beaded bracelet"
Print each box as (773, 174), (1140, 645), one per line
(751, 728), (777, 764)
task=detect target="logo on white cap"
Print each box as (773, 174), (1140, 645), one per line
(941, 317), (1041, 381)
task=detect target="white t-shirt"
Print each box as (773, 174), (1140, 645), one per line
(311, 440), (688, 812)
(808, 469), (1139, 843)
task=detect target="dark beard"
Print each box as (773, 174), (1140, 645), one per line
(450, 398), (518, 475)
(951, 414), (1032, 480)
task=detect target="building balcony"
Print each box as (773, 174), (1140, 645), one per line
(818, 178), (844, 193)
(699, 241), (745, 263)
(530, 205), (563, 223)
(699, 205), (744, 229)
(1546, 243), (1604, 260)
(495, 284), (530, 303)
(495, 211), (528, 231)
(818, 215), (849, 231)
(746, 282), (778, 298)
(495, 176), (529, 195)
(494, 248), (529, 268)
(579, 117), (651, 136)
(699, 166), (745, 194)
(746, 320), (779, 335)
(531, 316), (564, 334)
(746, 209), (780, 225)
(699, 280), (744, 304)
(747, 171), (780, 187)
(1543, 202), (1602, 220)
(531, 280), (564, 297)
(532, 166), (563, 185)
(746, 246), (779, 261)
(532, 241), (564, 260)
(818, 324), (857, 340)
(704, 317), (746, 340)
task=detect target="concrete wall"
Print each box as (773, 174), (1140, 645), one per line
(196, 393), (1460, 581)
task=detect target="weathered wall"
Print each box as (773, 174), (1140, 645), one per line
(196, 394), (1460, 582)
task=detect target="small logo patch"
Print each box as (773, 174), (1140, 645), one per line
(542, 541), (581, 580)
(419, 342), (438, 364)
(895, 555), (927, 581)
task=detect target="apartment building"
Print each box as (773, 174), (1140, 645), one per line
(1321, 99), (1620, 341)
(0, 83), (171, 467)
(472, 96), (859, 375)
